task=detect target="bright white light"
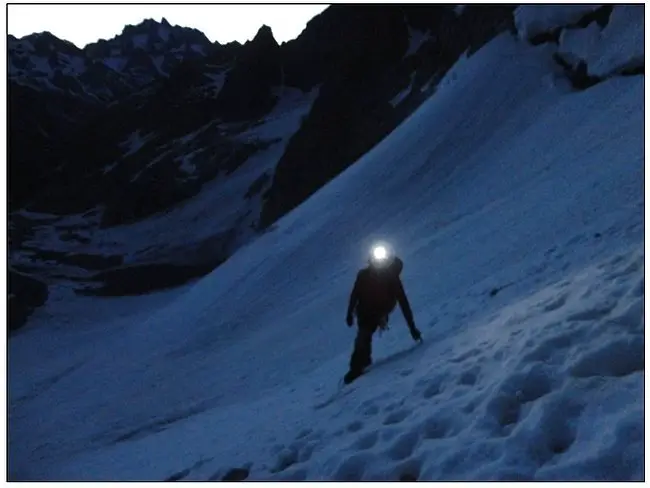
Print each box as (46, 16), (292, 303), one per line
(372, 245), (388, 262)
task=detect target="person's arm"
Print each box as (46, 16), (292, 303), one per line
(397, 280), (421, 340)
(346, 273), (360, 325)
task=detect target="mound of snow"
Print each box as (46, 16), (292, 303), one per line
(515, 5), (601, 40)
(558, 5), (644, 78)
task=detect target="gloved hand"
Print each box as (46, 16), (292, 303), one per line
(409, 326), (422, 342)
(346, 314), (354, 327)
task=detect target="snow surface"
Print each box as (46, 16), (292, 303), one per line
(405, 26), (430, 58)
(558, 22), (601, 67)
(559, 5), (644, 78)
(515, 5), (601, 40)
(420, 73), (438, 93)
(390, 73), (415, 107)
(8, 31), (644, 481)
(119, 130), (155, 158)
(177, 149), (202, 176)
(204, 71), (228, 94)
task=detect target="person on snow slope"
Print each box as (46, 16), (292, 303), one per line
(345, 244), (422, 383)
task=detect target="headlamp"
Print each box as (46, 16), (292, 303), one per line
(372, 245), (388, 262)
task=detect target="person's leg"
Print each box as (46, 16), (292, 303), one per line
(349, 319), (377, 372)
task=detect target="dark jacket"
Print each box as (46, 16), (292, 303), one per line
(347, 256), (415, 328)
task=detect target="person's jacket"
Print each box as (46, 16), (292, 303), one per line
(347, 256), (415, 328)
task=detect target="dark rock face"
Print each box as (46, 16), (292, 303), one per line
(8, 270), (49, 332)
(215, 25), (282, 121)
(19, 250), (123, 270)
(8, 81), (101, 209)
(259, 5), (516, 228)
(8, 18), (233, 214)
(76, 261), (224, 296)
(281, 6), (409, 91)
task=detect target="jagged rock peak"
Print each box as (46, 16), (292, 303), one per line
(252, 24), (277, 45)
(12, 31), (81, 53)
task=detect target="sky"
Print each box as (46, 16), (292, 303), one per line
(7, 4), (329, 48)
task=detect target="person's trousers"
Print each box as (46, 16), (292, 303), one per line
(349, 319), (380, 372)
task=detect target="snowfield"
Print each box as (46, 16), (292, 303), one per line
(8, 22), (644, 482)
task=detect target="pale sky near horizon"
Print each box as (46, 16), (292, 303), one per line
(8, 4), (330, 48)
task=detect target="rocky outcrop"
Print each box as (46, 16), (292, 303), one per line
(215, 25), (282, 121)
(259, 5), (516, 228)
(8, 18), (230, 214)
(8, 270), (49, 333)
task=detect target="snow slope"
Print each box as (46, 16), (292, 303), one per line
(8, 32), (644, 481)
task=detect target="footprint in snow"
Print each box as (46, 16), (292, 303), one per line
(520, 327), (582, 364)
(383, 409), (411, 426)
(539, 292), (569, 313)
(395, 456), (423, 482)
(421, 414), (454, 440)
(458, 366), (480, 386)
(606, 255), (642, 281)
(359, 401), (380, 417)
(417, 374), (444, 400)
(630, 277), (644, 298)
(347, 420), (364, 433)
(384, 401), (403, 413)
(381, 427), (400, 442)
(569, 335), (644, 378)
(333, 452), (374, 481)
(296, 428), (313, 440)
(387, 430), (420, 461)
(567, 298), (618, 322)
(353, 430), (379, 451)
(484, 365), (554, 435)
(450, 348), (481, 363)
(273, 467), (308, 481)
(520, 395), (583, 467)
(608, 297), (644, 334)
(271, 445), (300, 474)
